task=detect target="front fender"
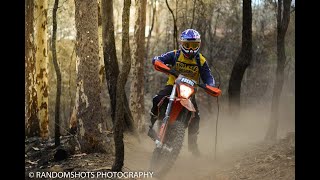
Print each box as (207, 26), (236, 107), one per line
(168, 98), (196, 125)
(179, 98), (196, 112)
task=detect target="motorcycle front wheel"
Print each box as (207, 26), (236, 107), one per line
(149, 120), (185, 178)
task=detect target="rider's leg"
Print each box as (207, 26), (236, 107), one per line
(147, 111), (158, 140)
(148, 85), (173, 139)
(188, 96), (201, 157)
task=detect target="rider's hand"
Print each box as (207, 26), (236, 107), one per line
(201, 84), (221, 97)
(154, 60), (171, 74)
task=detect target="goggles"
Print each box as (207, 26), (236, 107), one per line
(182, 42), (200, 50)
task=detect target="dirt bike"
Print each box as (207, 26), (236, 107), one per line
(149, 60), (221, 178)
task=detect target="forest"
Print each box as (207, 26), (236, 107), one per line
(25, 0), (295, 179)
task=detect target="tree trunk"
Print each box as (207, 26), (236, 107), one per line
(190, 0), (196, 29)
(97, 0), (108, 132)
(35, 0), (49, 139)
(101, 0), (135, 133)
(145, 0), (156, 94)
(227, 0), (252, 117)
(26, 0), (40, 137)
(69, 46), (76, 119)
(265, 0), (292, 141)
(165, 0), (178, 49)
(112, 0), (131, 171)
(213, 8), (221, 39)
(130, 0), (147, 133)
(146, 0), (156, 60)
(74, 0), (109, 153)
(52, 0), (61, 146)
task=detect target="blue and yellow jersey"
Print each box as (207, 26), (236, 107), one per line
(152, 50), (215, 86)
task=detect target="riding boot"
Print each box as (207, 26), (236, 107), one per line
(188, 132), (201, 157)
(188, 110), (201, 157)
(147, 112), (158, 140)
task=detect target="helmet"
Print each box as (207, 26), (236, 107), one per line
(179, 29), (201, 59)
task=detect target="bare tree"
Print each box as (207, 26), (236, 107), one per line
(130, 0), (147, 132)
(145, 0), (157, 94)
(112, 0), (132, 171)
(146, 0), (156, 60)
(265, 0), (292, 141)
(101, 0), (135, 132)
(165, 0), (178, 49)
(227, 0), (252, 117)
(35, 0), (49, 138)
(190, 0), (197, 29)
(74, 0), (109, 153)
(26, 0), (40, 137)
(52, 0), (61, 146)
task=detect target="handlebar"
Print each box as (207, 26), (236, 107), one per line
(154, 60), (222, 97)
(197, 83), (221, 97)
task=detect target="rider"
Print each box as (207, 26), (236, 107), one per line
(148, 29), (216, 157)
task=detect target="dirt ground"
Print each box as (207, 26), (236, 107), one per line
(25, 104), (295, 180)
(123, 106), (295, 180)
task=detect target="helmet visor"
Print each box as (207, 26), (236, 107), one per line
(182, 42), (200, 50)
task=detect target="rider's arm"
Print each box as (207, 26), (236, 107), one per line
(152, 51), (176, 66)
(200, 61), (216, 87)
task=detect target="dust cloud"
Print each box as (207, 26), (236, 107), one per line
(124, 96), (295, 180)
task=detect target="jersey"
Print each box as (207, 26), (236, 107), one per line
(152, 50), (215, 86)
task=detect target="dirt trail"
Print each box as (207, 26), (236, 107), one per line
(123, 105), (295, 180)
(123, 127), (254, 180)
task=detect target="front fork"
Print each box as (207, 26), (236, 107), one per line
(155, 84), (177, 148)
